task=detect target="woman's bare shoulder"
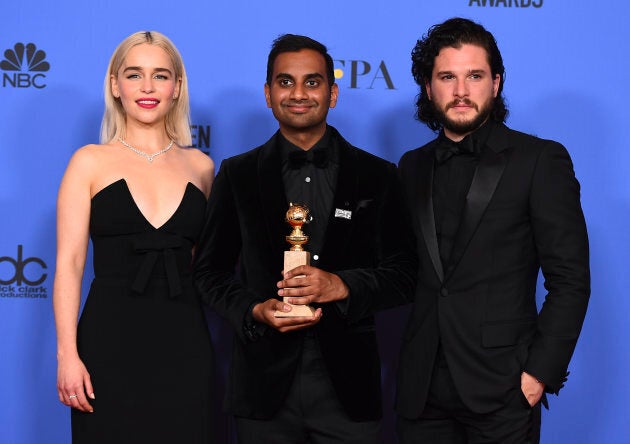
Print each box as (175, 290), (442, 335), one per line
(69, 143), (117, 164)
(63, 143), (124, 191)
(177, 147), (214, 196)
(180, 147), (214, 174)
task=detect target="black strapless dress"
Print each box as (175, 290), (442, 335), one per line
(72, 179), (214, 443)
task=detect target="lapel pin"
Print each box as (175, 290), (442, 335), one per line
(334, 208), (352, 220)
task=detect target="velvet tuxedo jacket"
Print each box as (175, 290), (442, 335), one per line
(396, 122), (590, 417)
(194, 127), (417, 421)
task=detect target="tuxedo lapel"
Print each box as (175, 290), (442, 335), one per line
(446, 126), (510, 279)
(414, 144), (444, 282)
(257, 133), (290, 258)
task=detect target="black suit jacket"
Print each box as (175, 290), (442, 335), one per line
(396, 122), (590, 417)
(194, 127), (417, 421)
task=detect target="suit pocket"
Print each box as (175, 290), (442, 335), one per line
(481, 318), (536, 348)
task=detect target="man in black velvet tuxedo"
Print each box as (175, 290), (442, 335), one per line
(396, 18), (590, 443)
(194, 34), (416, 443)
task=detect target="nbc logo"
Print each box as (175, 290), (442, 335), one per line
(1, 43), (49, 89)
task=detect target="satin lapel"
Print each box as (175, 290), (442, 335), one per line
(258, 134), (290, 258)
(415, 146), (444, 282)
(445, 145), (508, 280)
(319, 142), (355, 268)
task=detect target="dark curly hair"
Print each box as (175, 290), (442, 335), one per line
(266, 34), (335, 88)
(411, 17), (508, 131)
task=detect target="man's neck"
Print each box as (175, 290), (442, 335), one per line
(279, 125), (327, 151)
(443, 118), (490, 142)
(443, 130), (469, 143)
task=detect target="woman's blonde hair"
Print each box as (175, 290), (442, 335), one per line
(100, 31), (192, 146)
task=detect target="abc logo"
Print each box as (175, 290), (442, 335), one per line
(0, 245), (47, 286)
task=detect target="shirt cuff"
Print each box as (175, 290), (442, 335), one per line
(243, 301), (268, 341)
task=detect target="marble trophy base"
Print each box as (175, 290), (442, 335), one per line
(274, 250), (316, 317)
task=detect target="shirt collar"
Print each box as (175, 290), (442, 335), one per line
(279, 126), (336, 165)
(437, 118), (495, 157)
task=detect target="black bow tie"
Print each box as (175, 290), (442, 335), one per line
(435, 136), (476, 164)
(288, 149), (328, 169)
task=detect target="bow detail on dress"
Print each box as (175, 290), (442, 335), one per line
(131, 232), (186, 299)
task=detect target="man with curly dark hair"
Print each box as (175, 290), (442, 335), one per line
(396, 17), (590, 443)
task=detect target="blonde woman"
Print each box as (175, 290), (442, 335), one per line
(53, 31), (215, 443)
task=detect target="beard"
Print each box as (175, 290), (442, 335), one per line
(434, 97), (494, 136)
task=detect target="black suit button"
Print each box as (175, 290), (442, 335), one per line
(440, 287), (448, 297)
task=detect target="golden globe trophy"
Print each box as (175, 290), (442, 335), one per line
(274, 203), (316, 317)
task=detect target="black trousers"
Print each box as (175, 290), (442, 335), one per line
(397, 346), (541, 444)
(236, 335), (382, 444)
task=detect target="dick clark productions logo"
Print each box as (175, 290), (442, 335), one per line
(0, 245), (49, 299)
(1, 42), (50, 89)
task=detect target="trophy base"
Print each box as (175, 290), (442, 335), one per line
(274, 249), (314, 317)
(274, 297), (316, 317)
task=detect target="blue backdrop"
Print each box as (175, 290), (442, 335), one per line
(1, 1), (628, 443)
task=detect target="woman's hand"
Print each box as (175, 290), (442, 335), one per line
(57, 355), (95, 413)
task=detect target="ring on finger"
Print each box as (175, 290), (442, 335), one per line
(69, 394), (78, 399)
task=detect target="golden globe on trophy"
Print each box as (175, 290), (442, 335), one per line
(274, 203), (316, 317)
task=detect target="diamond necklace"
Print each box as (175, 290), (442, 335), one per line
(118, 137), (174, 162)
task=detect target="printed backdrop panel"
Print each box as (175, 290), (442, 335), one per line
(1, 1), (628, 443)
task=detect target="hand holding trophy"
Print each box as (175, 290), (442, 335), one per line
(274, 203), (316, 317)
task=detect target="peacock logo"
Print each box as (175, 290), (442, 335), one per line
(1, 43), (49, 88)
